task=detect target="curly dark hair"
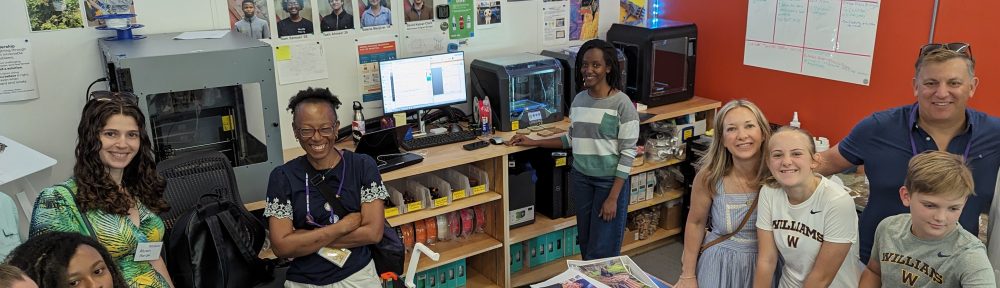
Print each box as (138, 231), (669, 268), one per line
(282, 0), (305, 11)
(75, 94), (168, 215)
(575, 39), (624, 93)
(5, 232), (128, 288)
(286, 87), (342, 116)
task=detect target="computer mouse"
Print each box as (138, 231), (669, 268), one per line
(489, 136), (504, 145)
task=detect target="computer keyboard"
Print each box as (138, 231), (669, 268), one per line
(401, 130), (478, 150)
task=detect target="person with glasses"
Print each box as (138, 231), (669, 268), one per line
(264, 87), (388, 287)
(816, 43), (1000, 265)
(29, 93), (175, 287)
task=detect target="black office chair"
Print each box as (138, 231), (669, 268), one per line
(156, 150), (245, 229)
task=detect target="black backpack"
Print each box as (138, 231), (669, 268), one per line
(165, 194), (271, 288)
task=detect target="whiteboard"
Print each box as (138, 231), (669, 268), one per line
(743, 0), (880, 85)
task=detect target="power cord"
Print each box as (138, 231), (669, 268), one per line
(85, 77), (108, 101)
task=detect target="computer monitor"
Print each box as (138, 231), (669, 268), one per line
(379, 52), (468, 135)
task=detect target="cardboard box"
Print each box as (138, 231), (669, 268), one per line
(629, 176), (641, 204)
(510, 242), (524, 273)
(545, 230), (565, 262)
(636, 172), (648, 202)
(454, 259), (467, 287)
(424, 267), (438, 288)
(527, 236), (545, 268)
(645, 171), (657, 200)
(665, 199), (683, 230)
(563, 226), (580, 256)
(439, 262), (455, 288)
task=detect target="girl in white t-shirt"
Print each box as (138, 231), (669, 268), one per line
(753, 127), (863, 288)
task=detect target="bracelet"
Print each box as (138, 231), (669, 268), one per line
(679, 275), (696, 279)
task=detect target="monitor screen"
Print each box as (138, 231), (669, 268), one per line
(380, 52), (468, 114)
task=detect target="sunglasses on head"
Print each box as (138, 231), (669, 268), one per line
(919, 42), (973, 59)
(88, 91), (139, 105)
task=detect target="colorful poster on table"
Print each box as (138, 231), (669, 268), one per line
(448, 0), (475, 39)
(357, 41), (397, 102)
(569, 0), (598, 40)
(25, 0), (83, 31)
(0, 39), (39, 103)
(227, 0), (271, 39)
(619, 0), (646, 25)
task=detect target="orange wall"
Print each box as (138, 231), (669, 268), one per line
(665, 0), (1000, 142)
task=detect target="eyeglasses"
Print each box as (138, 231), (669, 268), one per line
(919, 42), (973, 59)
(90, 91), (139, 106)
(296, 126), (337, 138)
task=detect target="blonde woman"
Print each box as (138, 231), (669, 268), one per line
(675, 99), (772, 287)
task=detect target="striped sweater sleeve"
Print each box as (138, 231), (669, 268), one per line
(615, 96), (640, 179)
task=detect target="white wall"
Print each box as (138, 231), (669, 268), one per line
(0, 0), (619, 235)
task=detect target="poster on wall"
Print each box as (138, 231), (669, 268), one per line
(83, 0), (136, 28)
(619, 0), (645, 25)
(25, 0), (83, 31)
(401, 31), (448, 57)
(403, 0), (435, 30)
(0, 39), (39, 103)
(743, 0), (881, 85)
(318, 0), (356, 35)
(476, 0), (500, 28)
(274, 41), (329, 85)
(358, 0), (392, 31)
(228, 0), (271, 39)
(569, 0), (597, 40)
(541, 0), (568, 46)
(275, 0), (314, 39)
(448, 0), (475, 39)
(357, 41), (397, 102)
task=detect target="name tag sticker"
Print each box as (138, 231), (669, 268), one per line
(134, 242), (164, 262)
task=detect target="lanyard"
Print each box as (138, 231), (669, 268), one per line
(908, 106), (973, 159)
(304, 150), (347, 227)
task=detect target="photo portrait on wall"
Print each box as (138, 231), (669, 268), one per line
(276, 0), (314, 37)
(358, 0), (392, 28)
(320, 0), (355, 32)
(229, 0), (271, 39)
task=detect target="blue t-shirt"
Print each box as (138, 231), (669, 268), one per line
(264, 151), (388, 285)
(838, 103), (1000, 263)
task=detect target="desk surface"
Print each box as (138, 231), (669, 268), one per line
(0, 135), (56, 185)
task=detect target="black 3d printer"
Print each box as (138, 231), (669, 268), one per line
(607, 20), (697, 107)
(470, 53), (564, 132)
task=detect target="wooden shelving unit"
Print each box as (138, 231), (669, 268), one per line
(510, 255), (582, 287)
(404, 233), (503, 273)
(640, 96), (721, 125)
(631, 158), (683, 175)
(510, 188), (683, 244)
(245, 97), (719, 288)
(387, 191), (502, 227)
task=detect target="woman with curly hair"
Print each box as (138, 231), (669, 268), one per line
(29, 93), (173, 288)
(6, 232), (129, 288)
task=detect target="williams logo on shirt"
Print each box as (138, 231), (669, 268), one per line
(771, 220), (824, 243)
(786, 235), (800, 248)
(901, 269), (919, 286)
(881, 252), (944, 284)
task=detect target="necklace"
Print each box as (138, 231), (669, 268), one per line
(308, 149), (345, 186)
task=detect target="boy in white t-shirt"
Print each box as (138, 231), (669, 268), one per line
(754, 127), (863, 288)
(859, 151), (995, 287)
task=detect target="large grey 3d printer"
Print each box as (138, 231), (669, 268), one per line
(98, 32), (282, 203)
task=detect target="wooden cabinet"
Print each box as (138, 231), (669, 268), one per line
(247, 96), (720, 288)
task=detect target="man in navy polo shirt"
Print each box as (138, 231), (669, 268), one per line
(817, 43), (1000, 264)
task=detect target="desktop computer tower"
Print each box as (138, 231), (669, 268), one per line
(607, 20), (697, 107)
(526, 148), (575, 219)
(508, 151), (536, 228)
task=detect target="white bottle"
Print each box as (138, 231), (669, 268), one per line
(790, 111), (801, 128)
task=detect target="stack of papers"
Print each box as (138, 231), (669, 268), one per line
(532, 255), (659, 288)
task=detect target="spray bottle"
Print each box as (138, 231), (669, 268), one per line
(352, 101), (365, 144)
(790, 111), (801, 128)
